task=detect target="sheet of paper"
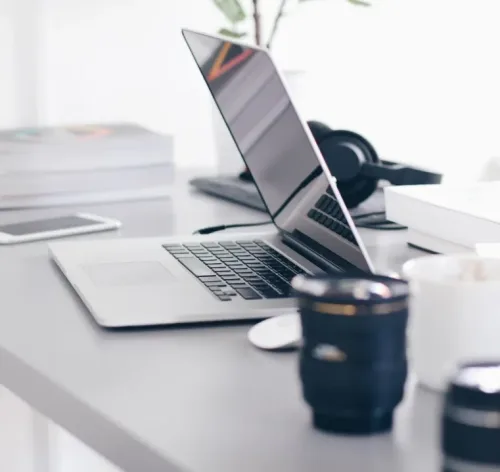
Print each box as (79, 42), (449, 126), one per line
(388, 182), (500, 224)
(476, 243), (500, 257)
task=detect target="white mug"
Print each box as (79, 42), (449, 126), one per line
(402, 254), (500, 392)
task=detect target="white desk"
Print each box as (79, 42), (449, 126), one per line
(0, 170), (437, 472)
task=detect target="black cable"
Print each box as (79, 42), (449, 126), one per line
(352, 211), (386, 219)
(273, 165), (323, 218)
(193, 220), (272, 235)
(356, 222), (406, 231)
(193, 210), (404, 236)
(352, 211), (406, 231)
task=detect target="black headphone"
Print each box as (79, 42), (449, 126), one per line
(307, 121), (442, 208)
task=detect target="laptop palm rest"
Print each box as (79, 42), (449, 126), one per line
(83, 261), (176, 287)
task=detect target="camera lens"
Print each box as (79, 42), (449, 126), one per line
(442, 363), (500, 471)
(292, 274), (409, 435)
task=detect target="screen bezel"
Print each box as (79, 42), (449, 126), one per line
(182, 28), (374, 273)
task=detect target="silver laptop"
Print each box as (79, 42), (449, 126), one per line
(49, 29), (374, 328)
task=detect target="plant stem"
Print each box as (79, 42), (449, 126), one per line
(266, 0), (288, 49)
(252, 0), (262, 46)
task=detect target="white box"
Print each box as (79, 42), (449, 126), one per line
(385, 182), (500, 248)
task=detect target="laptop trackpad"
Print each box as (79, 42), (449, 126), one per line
(83, 261), (175, 287)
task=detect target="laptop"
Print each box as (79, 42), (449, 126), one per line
(49, 29), (374, 328)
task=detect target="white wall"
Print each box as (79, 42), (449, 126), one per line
(2, 0), (500, 177)
(40, 0), (223, 167)
(0, 1), (17, 128)
(274, 0), (500, 181)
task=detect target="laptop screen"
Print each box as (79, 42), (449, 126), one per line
(183, 30), (372, 272)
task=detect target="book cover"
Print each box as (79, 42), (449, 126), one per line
(0, 123), (175, 207)
(385, 183), (500, 247)
(0, 122), (174, 173)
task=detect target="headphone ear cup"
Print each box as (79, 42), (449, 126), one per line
(307, 121), (380, 209)
(328, 130), (380, 208)
(337, 167), (378, 208)
(307, 120), (334, 144)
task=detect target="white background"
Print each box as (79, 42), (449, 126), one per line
(2, 0), (500, 179)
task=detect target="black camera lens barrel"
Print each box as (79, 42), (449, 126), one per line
(293, 274), (409, 435)
(442, 363), (500, 471)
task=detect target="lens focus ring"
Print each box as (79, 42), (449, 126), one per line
(442, 364), (500, 469)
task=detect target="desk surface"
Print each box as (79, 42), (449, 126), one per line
(0, 170), (436, 472)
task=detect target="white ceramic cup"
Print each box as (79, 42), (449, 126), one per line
(402, 254), (500, 392)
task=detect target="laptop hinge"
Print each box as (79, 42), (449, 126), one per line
(280, 231), (364, 275)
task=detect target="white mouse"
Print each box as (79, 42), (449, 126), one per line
(248, 313), (302, 351)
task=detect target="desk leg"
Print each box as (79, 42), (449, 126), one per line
(32, 410), (52, 472)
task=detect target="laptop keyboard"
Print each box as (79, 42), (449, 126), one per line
(163, 240), (305, 302)
(307, 187), (357, 245)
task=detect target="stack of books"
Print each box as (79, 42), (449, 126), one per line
(0, 123), (175, 208)
(384, 182), (500, 254)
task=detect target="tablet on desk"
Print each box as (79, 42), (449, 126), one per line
(0, 213), (121, 244)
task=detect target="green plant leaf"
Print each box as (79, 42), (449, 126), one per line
(347, 0), (371, 6)
(298, 0), (371, 4)
(218, 28), (247, 38)
(213, 0), (247, 24)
